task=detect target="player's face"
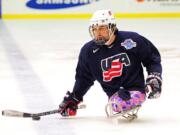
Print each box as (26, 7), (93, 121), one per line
(92, 25), (110, 41)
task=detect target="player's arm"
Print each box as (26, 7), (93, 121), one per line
(59, 46), (95, 116)
(137, 35), (162, 99)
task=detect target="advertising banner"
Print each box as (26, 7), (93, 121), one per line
(2, 0), (180, 19)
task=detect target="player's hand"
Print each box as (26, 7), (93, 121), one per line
(145, 73), (162, 99)
(59, 91), (81, 117)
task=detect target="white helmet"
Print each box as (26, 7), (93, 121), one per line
(89, 10), (117, 46)
(90, 9), (116, 26)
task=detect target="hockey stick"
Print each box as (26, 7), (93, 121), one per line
(2, 104), (86, 121)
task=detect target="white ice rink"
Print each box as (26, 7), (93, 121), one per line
(0, 19), (180, 135)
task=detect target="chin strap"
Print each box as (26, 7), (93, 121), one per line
(104, 27), (115, 46)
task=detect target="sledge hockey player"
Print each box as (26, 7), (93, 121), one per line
(58, 9), (162, 120)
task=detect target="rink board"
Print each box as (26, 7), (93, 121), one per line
(1, 0), (180, 19)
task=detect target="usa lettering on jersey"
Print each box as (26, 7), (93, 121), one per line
(101, 53), (130, 82)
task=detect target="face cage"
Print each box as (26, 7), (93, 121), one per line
(89, 24), (116, 46)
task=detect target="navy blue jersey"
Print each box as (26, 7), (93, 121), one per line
(72, 31), (162, 100)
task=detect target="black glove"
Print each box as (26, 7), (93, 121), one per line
(145, 72), (162, 99)
(59, 91), (81, 117)
(118, 87), (131, 101)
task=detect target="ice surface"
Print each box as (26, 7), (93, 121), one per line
(0, 19), (180, 135)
